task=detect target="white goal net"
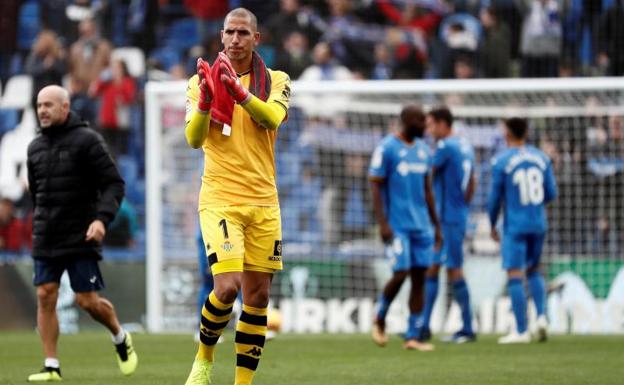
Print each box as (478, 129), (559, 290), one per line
(145, 78), (624, 334)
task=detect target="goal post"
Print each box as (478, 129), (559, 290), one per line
(145, 77), (624, 334)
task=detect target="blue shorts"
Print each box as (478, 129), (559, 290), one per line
(502, 232), (545, 270)
(385, 231), (433, 272)
(33, 257), (105, 293)
(432, 223), (466, 269)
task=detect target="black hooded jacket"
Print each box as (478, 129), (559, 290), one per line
(27, 111), (125, 259)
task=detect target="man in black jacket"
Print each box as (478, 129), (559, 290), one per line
(26, 85), (138, 382)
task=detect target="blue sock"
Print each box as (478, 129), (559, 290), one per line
(421, 277), (439, 331)
(406, 312), (423, 340)
(452, 279), (473, 334)
(508, 278), (527, 333)
(527, 271), (546, 317)
(376, 294), (391, 321)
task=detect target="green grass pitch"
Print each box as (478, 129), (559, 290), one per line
(1, 332), (622, 385)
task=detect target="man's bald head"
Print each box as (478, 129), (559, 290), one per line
(37, 85), (71, 129)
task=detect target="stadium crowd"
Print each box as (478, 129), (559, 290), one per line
(0, 0), (623, 258)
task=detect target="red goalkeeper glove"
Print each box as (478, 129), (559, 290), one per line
(218, 52), (251, 104)
(196, 58), (214, 113)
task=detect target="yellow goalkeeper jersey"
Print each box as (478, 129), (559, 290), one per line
(185, 69), (291, 208)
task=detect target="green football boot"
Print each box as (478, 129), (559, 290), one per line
(184, 359), (213, 385)
(115, 332), (138, 375)
(27, 367), (62, 382)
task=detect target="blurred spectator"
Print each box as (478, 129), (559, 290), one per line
(265, 0), (321, 51)
(597, 2), (624, 76)
(103, 198), (138, 248)
(444, 20), (479, 52)
(490, 0), (523, 60)
(69, 18), (112, 93)
(0, 0), (21, 87)
(168, 63), (188, 80)
(584, 111), (624, 256)
(299, 42), (353, 81)
(40, 0), (70, 44)
(606, 115), (624, 244)
(69, 76), (96, 125)
(559, 0), (582, 68)
(375, 0), (443, 79)
(60, 0), (109, 46)
(557, 59), (578, 77)
(293, 160), (322, 242)
(256, 24), (277, 67)
(184, 36), (222, 76)
(433, 13), (480, 79)
(307, 0), (429, 75)
(237, 0), (280, 21)
(453, 55), (476, 79)
(478, 6), (511, 78)
(127, 0), (159, 53)
(25, 30), (67, 111)
(371, 43), (393, 80)
(281, 156), (322, 243)
(580, 0), (602, 64)
(183, 0), (228, 45)
(94, 0), (114, 43)
(89, 58), (136, 159)
(375, 0), (443, 36)
(40, 0), (110, 46)
(308, 0), (375, 71)
(518, 0), (561, 77)
(274, 31), (313, 79)
(560, 0), (602, 69)
(0, 197), (25, 252)
(341, 152), (371, 240)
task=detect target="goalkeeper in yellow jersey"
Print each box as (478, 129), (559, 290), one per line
(182, 7), (290, 385)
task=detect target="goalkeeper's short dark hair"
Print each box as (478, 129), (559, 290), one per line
(428, 106), (453, 127)
(505, 117), (528, 139)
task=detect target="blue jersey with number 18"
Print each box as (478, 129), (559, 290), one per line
(488, 145), (558, 235)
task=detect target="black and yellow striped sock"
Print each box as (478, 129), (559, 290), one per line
(234, 304), (267, 385)
(197, 291), (233, 362)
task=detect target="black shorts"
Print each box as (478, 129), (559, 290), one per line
(33, 257), (105, 293)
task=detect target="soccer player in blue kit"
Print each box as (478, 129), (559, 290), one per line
(420, 106), (476, 343)
(488, 117), (557, 344)
(369, 104), (442, 351)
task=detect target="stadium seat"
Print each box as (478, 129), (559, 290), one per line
(111, 2), (130, 47)
(0, 109), (19, 137)
(0, 108), (36, 202)
(148, 47), (182, 72)
(162, 18), (198, 51)
(9, 54), (24, 76)
(17, 0), (40, 51)
(117, 154), (145, 205)
(113, 47), (146, 78)
(1, 75), (32, 109)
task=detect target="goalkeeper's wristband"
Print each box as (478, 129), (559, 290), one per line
(237, 90), (251, 105)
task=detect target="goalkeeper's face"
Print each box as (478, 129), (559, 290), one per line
(221, 15), (260, 65)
